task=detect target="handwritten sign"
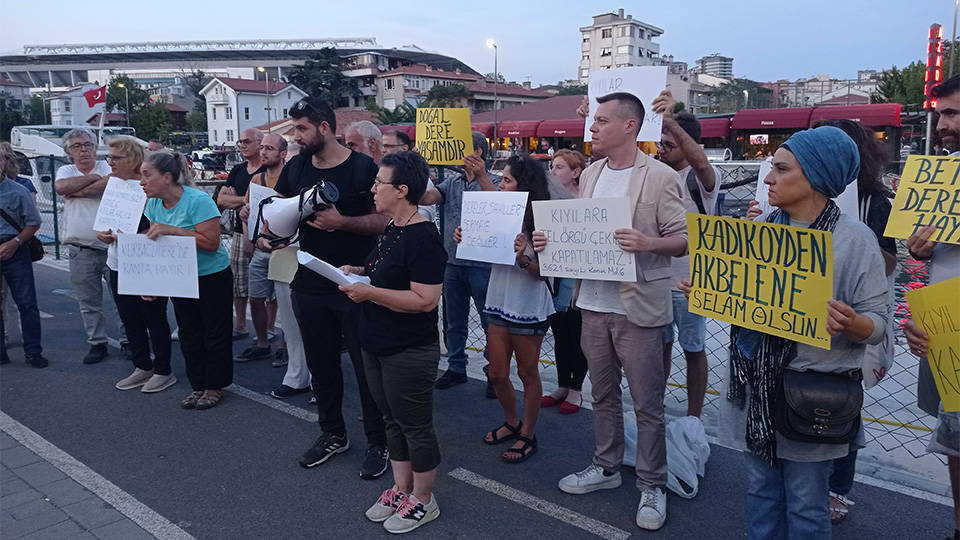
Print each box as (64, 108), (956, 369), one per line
(906, 276), (960, 411)
(755, 159), (859, 218)
(584, 66), (667, 143)
(248, 183), (277, 240)
(885, 155), (960, 244)
(456, 191), (528, 265)
(117, 234), (199, 299)
(416, 108), (474, 165)
(686, 214), (834, 349)
(93, 177), (146, 233)
(532, 198), (636, 282)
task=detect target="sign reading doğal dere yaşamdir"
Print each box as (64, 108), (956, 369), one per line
(416, 107), (474, 165)
(584, 65), (667, 143)
(686, 214), (834, 350)
(906, 276), (960, 412)
(885, 155), (960, 245)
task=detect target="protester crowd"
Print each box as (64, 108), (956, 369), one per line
(0, 75), (958, 539)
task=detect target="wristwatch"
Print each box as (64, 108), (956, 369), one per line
(517, 255), (531, 269)
(12, 237), (21, 245)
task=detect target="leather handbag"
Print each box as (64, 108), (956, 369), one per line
(0, 208), (43, 262)
(773, 367), (863, 444)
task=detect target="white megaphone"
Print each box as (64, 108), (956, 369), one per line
(254, 181), (340, 245)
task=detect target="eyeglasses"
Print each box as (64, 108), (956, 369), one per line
(68, 142), (96, 151)
(106, 155), (126, 162)
(373, 178), (397, 188)
(293, 99), (320, 115)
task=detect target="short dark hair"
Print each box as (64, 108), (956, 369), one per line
(289, 97), (336, 133)
(596, 92), (645, 134)
(380, 151), (430, 204)
(932, 75), (960, 100)
(472, 131), (490, 162)
(390, 130), (412, 148)
(674, 112), (701, 143)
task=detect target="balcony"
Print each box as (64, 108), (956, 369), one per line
(207, 93), (228, 105)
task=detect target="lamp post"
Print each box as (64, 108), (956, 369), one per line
(35, 94), (47, 124)
(258, 66), (271, 132)
(742, 89), (749, 109)
(486, 39), (498, 153)
(117, 82), (130, 126)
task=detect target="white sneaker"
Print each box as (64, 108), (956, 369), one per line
(635, 487), (666, 530)
(115, 369), (153, 390)
(365, 488), (406, 522)
(558, 464), (622, 495)
(141, 374), (177, 393)
(383, 494), (439, 534)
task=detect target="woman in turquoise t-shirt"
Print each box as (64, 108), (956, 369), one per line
(141, 152), (232, 410)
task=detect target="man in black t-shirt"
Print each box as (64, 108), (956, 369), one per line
(217, 128), (264, 339)
(259, 97), (389, 479)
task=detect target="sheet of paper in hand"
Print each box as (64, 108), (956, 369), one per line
(584, 66), (667, 143)
(456, 191), (529, 265)
(297, 251), (370, 287)
(93, 177), (147, 233)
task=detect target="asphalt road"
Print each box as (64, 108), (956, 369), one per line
(0, 263), (953, 539)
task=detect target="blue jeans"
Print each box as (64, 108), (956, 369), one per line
(829, 447), (857, 495)
(1, 245), (42, 356)
(442, 264), (490, 373)
(744, 452), (831, 540)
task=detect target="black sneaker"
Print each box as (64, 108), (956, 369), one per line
(83, 344), (107, 364)
(234, 346), (272, 363)
(360, 445), (390, 479)
(299, 433), (350, 468)
(26, 354), (48, 369)
(434, 369), (467, 389)
(271, 348), (288, 368)
(269, 384), (310, 399)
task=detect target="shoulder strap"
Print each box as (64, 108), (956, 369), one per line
(0, 208), (23, 232)
(686, 169), (706, 214)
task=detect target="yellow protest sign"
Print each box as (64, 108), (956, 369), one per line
(415, 107), (474, 165)
(686, 214), (834, 349)
(885, 155), (960, 245)
(906, 276), (960, 412)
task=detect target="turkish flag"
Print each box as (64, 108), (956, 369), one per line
(83, 86), (107, 107)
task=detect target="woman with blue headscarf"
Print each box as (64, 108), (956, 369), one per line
(684, 126), (890, 538)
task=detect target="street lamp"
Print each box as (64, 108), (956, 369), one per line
(486, 39), (498, 153)
(35, 93), (48, 124)
(258, 66), (271, 132)
(117, 82), (130, 126)
(742, 89), (749, 109)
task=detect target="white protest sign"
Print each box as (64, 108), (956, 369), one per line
(93, 177), (147, 233)
(585, 66), (667, 143)
(297, 251), (370, 286)
(532, 197), (636, 281)
(117, 234), (199, 299)
(754, 158), (859, 218)
(248, 182), (277, 240)
(456, 191), (529, 265)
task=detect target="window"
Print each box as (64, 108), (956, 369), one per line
(618, 27), (629, 37)
(581, 69), (589, 77)
(601, 28), (612, 38)
(213, 130), (217, 142)
(617, 45), (633, 55)
(226, 129), (234, 142)
(226, 107), (233, 120)
(582, 35), (590, 44)
(582, 53), (589, 61)
(282, 108), (288, 117)
(244, 107), (249, 120)
(386, 79), (395, 90)
(64, 101), (71, 112)
(65, 119), (71, 125)
(287, 91), (291, 99)
(600, 47), (612, 57)
(212, 107), (216, 120)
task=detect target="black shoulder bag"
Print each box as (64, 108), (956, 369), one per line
(686, 169), (707, 214)
(0, 208), (44, 262)
(774, 360), (863, 444)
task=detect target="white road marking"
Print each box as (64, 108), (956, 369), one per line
(448, 467), (632, 540)
(853, 473), (952, 507)
(225, 383), (318, 423)
(0, 411), (195, 540)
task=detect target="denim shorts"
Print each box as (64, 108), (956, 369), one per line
(247, 250), (275, 300)
(929, 403), (960, 457)
(662, 289), (706, 352)
(487, 314), (550, 336)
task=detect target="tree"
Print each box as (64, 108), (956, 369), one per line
(28, 96), (50, 124)
(872, 61), (925, 106)
(421, 83), (471, 108)
(287, 48), (361, 108)
(186, 110), (207, 132)
(557, 84), (588, 96)
(674, 101), (685, 113)
(106, 75), (150, 124)
(712, 78), (773, 113)
(0, 93), (26, 141)
(484, 72), (506, 83)
(133, 102), (171, 142)
(181, 69), (210, 114)
(366, 101), (416, 124)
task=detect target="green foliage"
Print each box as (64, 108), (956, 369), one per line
(186, 110), (207, 132)
(287, 48), (361, 107)
(106, 75), (150, 122)
(366, 101), (416, 124)
(557, 84), (588, 96)
(28, 96), (50, 124)
(674, 101), (686, 113)
(133, 102), (171, 142)
(484, 72), (506, 83)
(421, 83), (471, 108)
(712, 79), (773, 113)
(871, 61), (925, 106)
(182, 69), (210, 113)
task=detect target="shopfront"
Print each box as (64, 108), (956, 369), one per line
(730, 107), (814, 159)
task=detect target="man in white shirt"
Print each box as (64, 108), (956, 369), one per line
(652, 90), (721, 418)
(533, 92), (687, 531)
(54, 128), (120, 364)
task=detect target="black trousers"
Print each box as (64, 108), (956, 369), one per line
(109, 270), (172, 375)
(549, 309), (589, 391)
(292, 289), (386, 447)
(171, 268), (233, 391)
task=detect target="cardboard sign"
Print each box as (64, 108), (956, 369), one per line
(686, 214), (834, 349)
(532, 198), (636, 282)
(755, 159), (859, 218)
(117, 234), (199, 299)
(885, 155), (960, 244)
(93, 177), (146, 233)
(415, 108), (474, 165)
(456, 191), (529, 265)
(584, 66), (667, 143)
(906, 276), (960, 411)
(248, 182), (277, 240)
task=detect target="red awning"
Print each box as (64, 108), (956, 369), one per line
(536, 119), (585, 138)
(379, 124), (417, 139)
(472, 122), (494, 138)
(731, 107), (813, 130)
(809, 104), (902, 128)
(698, 117), (731, 139)
(497, 120), (541, 138)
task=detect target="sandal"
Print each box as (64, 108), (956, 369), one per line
(829, 492), (854, 524)
(196, 390), (223, 410)
(181, 391), (203, 409)
(501, 435), (538, 463)
(483, 421), (522, 445)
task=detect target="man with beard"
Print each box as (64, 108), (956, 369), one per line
(258, 98), (389, 479)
